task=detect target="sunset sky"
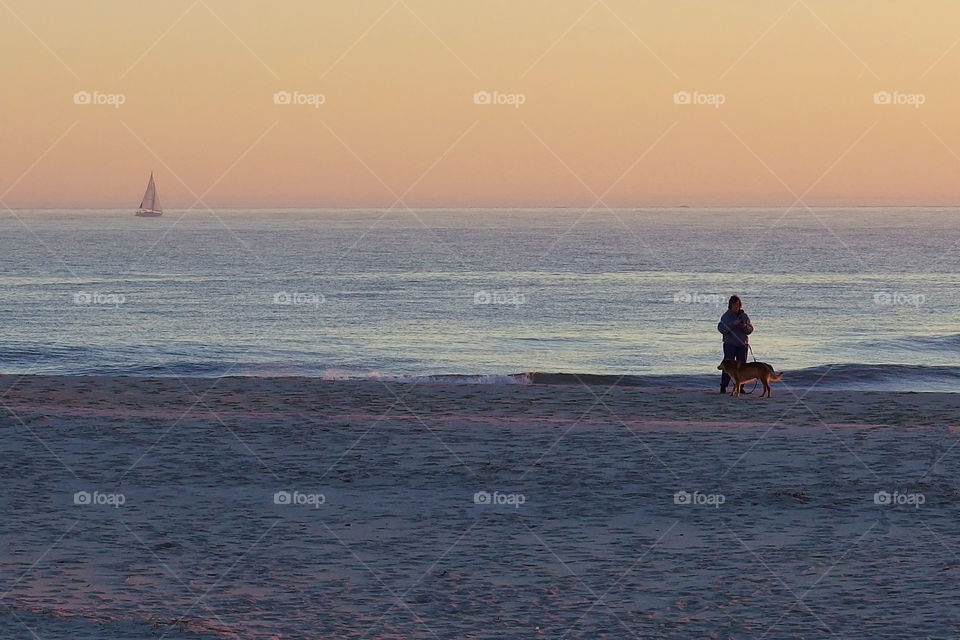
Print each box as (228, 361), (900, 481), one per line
(3, 0), (960, 207)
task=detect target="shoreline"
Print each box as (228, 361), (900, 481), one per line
(0, 363), (958, 392)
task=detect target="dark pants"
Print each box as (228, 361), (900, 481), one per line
(720, 343), (748, 391)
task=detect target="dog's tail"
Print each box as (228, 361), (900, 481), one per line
(770, 371), (783, 382)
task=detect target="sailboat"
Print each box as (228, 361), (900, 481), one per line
(135, 172), (163, 217)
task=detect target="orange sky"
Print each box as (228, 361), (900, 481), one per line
(3, 0), (960, 207)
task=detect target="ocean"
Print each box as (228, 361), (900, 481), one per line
(2, 207), (958, 390)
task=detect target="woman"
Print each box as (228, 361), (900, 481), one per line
(717, 295), (753, 394)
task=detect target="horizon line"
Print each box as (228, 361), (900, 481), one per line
(5, 203), (960, 211)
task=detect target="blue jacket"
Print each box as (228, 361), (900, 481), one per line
(718, 310), (753, 346)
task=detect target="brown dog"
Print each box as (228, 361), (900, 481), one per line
(717, 359), (783, 397)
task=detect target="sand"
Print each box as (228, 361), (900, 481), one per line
(0, 375), (958, 639)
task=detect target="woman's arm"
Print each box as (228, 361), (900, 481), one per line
(718, 315), (731, 335)
(741, 313), (754, 335)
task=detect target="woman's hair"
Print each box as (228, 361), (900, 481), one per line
(727, 295), (742, 311)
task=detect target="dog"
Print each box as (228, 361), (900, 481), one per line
(717, 359), (783, 397)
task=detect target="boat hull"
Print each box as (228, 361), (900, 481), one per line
(135, 209), (163, 217)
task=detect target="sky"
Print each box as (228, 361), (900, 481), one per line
(3, 0), (960, 208)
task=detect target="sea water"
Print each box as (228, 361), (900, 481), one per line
(1, 207), (957, 390)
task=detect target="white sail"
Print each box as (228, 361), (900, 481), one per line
(139, 173), (161, 212)
(136, 172), (162, 216)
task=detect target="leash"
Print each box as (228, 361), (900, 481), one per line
(739, 343), (760, 394)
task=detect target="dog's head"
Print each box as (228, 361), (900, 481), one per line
(717, 358), (739, 372)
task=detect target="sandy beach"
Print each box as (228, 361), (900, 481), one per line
(7, 0), (960, 636)
(0, 375), (958, 639)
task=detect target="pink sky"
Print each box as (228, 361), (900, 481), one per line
(3, 0), (960, 207)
